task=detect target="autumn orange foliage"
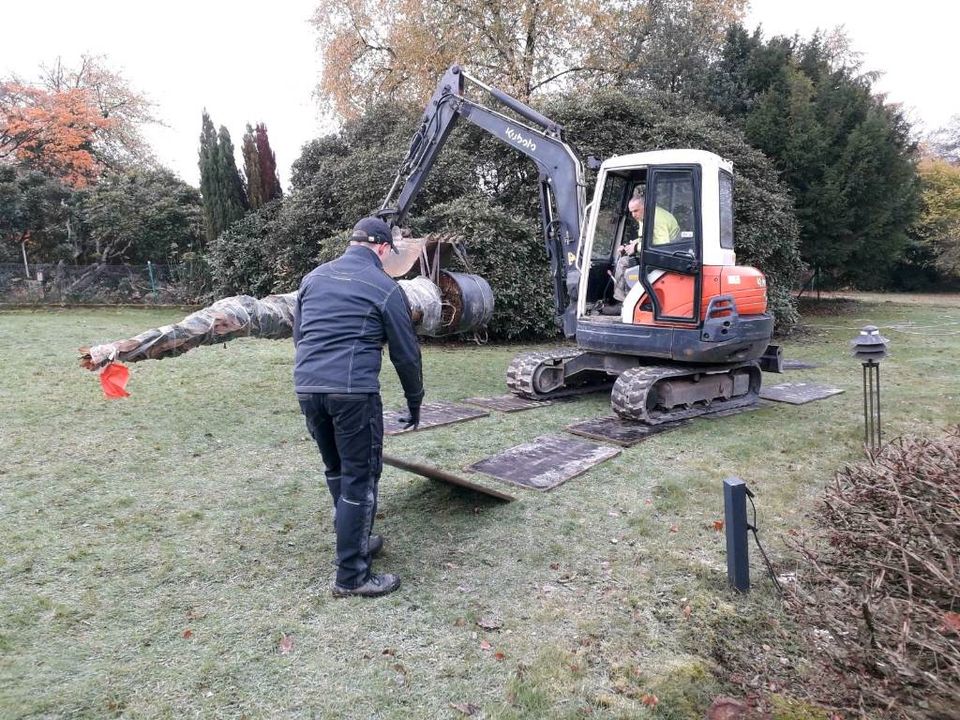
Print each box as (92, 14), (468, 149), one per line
(0, 82), (113, 187)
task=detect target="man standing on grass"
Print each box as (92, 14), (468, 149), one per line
(293, 216), (424, 598)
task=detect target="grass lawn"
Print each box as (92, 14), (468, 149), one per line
(1, 295), (958, 719)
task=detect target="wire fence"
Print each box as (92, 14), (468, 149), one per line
(0, 261), (210, 306)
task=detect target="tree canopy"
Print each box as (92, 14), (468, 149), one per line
(0, 56), (157, 187)
(697, 26), (919, 287)
(311, 0), (745, 118)
(912, 158), (960, 281)
(72, 168), (204, 265)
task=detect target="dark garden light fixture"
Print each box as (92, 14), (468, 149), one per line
(850, 325), (889, 452)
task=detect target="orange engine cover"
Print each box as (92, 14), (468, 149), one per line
(632, 265), (767, 325)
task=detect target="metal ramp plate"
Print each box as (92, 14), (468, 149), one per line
(382, 453), (515, 501)
(782, 359), (820, 370)
(699, 401), (770, 419)
(462, 394), (552, 413)
(759, 382), (844, 405)
(566, 416), (689, 447)
(383, 401), (488, 435)
(468, 434), (621, 491)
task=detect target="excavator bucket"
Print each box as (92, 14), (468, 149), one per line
(381, 237), (426, 278)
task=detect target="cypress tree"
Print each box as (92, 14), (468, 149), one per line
(198, 112), (250, 242)
(255, 123), (283, 202)
(198, 110), (221, 243)
(216, 125), (249, 231)
(242, 124), (264, 209)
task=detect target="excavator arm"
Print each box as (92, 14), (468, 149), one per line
(378, 65), (586, 337)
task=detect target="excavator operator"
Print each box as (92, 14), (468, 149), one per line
(612, 192), (680, 303)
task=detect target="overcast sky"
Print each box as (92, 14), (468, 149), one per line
(1, 1), (957, 190)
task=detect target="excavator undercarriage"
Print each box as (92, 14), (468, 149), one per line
(507, 349), (762, 424)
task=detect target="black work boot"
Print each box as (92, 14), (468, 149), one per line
(331, 572), (401, 598)
(368, 534), (384, 558)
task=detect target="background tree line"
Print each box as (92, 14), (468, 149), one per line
(0, 56), (280, 277)
(2, 4), (958, 333)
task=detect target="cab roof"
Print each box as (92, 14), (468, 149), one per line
(601, 149), (732, 174)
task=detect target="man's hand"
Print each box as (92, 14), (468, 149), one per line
(397, 403), (421, 430)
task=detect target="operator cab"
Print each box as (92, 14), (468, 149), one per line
(577, 149), (736, 327)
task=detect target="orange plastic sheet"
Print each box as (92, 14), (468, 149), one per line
(99, 362), (130, 398)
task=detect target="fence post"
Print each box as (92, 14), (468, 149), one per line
(147, 260), (157, 300)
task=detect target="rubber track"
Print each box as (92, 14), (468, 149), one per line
(611, 363), (760, 424)
(506, 348), (604, 399)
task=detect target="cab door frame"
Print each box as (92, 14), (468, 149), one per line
(639, 164), (703, 326)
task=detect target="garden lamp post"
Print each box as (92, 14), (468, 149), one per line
(850, 325), (889, 452)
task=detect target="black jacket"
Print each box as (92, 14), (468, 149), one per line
(293, 245), (424, 406)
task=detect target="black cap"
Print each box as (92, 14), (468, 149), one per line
(350, 217), (396, 251)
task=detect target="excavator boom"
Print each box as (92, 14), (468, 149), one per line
(378, 65), (586, 337)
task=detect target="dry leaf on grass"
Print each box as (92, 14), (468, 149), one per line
(706, 697), (749, 719)
(476, 617), (502, 631)
(450, 702), (480, 716)
(182, 629), (193, 639)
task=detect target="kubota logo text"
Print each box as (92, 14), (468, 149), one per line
(505, 128), (537, 151)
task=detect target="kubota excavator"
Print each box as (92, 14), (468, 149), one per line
(378, 65), (779, 424)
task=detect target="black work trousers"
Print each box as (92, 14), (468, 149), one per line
(298, 392), (384, 588)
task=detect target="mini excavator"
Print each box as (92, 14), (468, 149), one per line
(378, 65), (780, 424)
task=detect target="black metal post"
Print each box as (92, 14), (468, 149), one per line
(875, 362), (882, 444)
(724, 477), (750, 593)
(860, 360), (883, 451)
(862, 363), (869, 447)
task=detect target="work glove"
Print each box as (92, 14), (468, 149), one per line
(398, 403), (421, 431)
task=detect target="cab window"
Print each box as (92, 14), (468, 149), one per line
(591, 173), (629, 259)
(646, 171), (696, 248)
(719, 170), (734, 249)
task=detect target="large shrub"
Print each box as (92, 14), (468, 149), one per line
(207, 200), (283, 297)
